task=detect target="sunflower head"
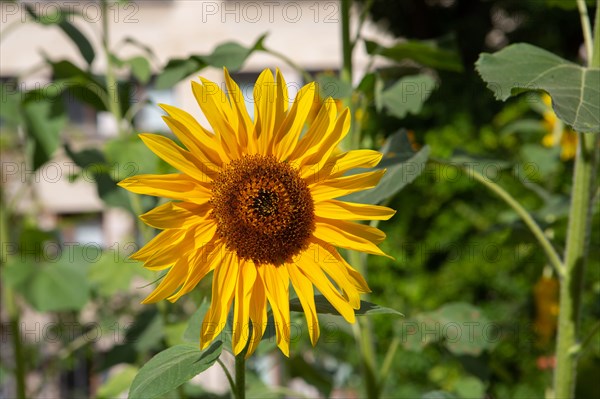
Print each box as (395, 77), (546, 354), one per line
(119, 68), (395, 357)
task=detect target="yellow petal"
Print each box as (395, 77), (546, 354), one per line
(297, 247), (355, 323)
(192, 80), (240, 159)
(139, 134), (213, 184)
(274, 68), (289, 137)
(141, 259), (188, 304)
(313, 220), (391, 258)
(300, 108), (351, 179)
(258, 264), (291, 356)
(118, 173), (212, 203)
(131, 229), (186, 263)
(320, 218), (386, 244)
(232, 261), (258, 355)
(287, 262), (320, 346)
(167, 240), (222, 302)
(273, 82), (316, 160)
(314, 200), (396, 221)
(326, 150), (383, 178)
(140, 201), (211, 229)
(224, 67), (254, 151)
(144, 228), (198, 269)
(162, 115), (224, 171)
(201, 251), (239, 349)
(313, 239), (371, 293)
(254, 69), (277, 153)
(289, 98), (337, 164)
(309, 170), (386, 202)
(246, 270), (267, 358)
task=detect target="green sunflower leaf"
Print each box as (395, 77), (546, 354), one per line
(128, 342), (223, 399)
(154, 33), (267, 89)
(24, 5), (94, 65)
(365, 39), (463, 72)
(380, 74), (437, 119)
(343, 130), (430, 205)
(289, 295), (403, 317)
(476, 43), (600, 133)
(22, 98), (67, 170)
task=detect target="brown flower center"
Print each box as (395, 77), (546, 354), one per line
(210, 155), (314, 265)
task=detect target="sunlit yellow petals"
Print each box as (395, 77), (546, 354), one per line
(192, 80), (240, 158)
(254, 69), (277, 153)
(162, 116), (224, 172)
(139, 134), (213, 184)
(326, 150), (383, 178)
(314, 240), (371, 293)
(314, 200), (396, 221)
(167, 241), (221, 302)
(130, 229), (186, 263)
(232, 262), (257, 355)
(300, 108), (350, 181)
(298, 248), (356, 323)
(274, 68), (289, 134)
(224, 68), (253, 150)
(140, 202), (210, 229)
(123, 69), (396, 358)
(316, 250), (361, 309)
(246, 273), (268, 358)
(287, 262), (320, 346)
(313, 220), (391, 258)
(320, 218), (386, 244)
(141, 260), (187, 304)
(201, 252), (239, 349)
(259, 265), (291, 356)
(274, 82), (317, 160)
(290, 98), (337, 164)
(310, 170), (386, 202)
(118, 173), (211, 203)
(145, 229), (196, 269)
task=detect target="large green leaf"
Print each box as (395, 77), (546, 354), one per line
(365, 39), (463, 72)
(183, 300), (210, 343)
(380, 74), (436, 119)
(126, 56), (152, 84)
(154, 34), (267, 89)
(22, 98), (67, 170)
(128, 342), (223, 399)
(87, 252), (142, 297)
(96, 365), (138, 399)
(25, 5), (94, 65)
(476, 43), (600, 133)
(49, 60), (107, 110)
(290, 295), (403, 317)
(4, 254), (90, 312)
(402, 302), (496, 356)
(343, 130), (430, 204)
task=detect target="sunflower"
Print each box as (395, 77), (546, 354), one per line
(119, 68), (395, 357)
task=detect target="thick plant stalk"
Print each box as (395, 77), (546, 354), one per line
(234, 353), (245, 399)
(553, 1), (600, 398)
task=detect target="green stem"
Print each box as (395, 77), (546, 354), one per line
(101, 0), (124, 137)
(217, 359), (236, 397)
(349, 252), (379, 399)
(379, 336), (400, 385)
(432, 160), (565, 278)
(1, 201), (26, 399)
(553, 2), (599, 398)
(234, 352), (246, 399)
(577, 0), (594, 62)
(341, 0), (353, 86)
